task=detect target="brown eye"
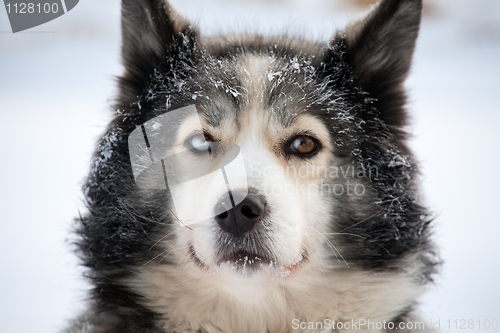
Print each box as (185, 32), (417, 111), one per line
(287, 135), (320, 156)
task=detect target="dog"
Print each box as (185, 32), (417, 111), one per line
(67, 0), (438, 332)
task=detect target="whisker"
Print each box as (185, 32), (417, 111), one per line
(175, 248), (195, 274)
(117, 200), (152, 239)
(148, 230), (176, 251)
(169, 209), (194, 231)
(140, 243), (180, 268)
(158, 243), (181, 264)
(339, 212), (380, 232)
(117, 199), (165, 225)
(305, 232), (365, 239)
(299, 240), (329, 285)
(305, 225), (349, 268)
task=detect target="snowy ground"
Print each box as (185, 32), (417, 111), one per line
(0, 0), (499, 332)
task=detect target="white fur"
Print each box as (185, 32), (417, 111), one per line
(126, 54), (428, 333)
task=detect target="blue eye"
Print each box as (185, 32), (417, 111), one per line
(187, 133), (211, 153)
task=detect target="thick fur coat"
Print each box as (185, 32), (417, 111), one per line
(67, 0), (438, 332)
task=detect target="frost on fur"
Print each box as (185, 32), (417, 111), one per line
(68, 0), (439, 332)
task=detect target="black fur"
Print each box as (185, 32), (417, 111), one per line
(343, 0), (422, 129)
(69, 0), (438, 331)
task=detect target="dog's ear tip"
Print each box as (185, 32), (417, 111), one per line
(120, 0), (195, 53)
(378, 0), (423, 8)
(336, 0), (423, 127)
(118, 0), (197, 103)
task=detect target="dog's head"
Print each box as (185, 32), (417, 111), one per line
(86, 0), (432, 296)
(118, 0), (427, 279)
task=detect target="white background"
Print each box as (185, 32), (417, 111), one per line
(0, 0), (499, 332)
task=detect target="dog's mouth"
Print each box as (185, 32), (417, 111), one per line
(189, 245), (308, 275)
(217, 249), (273, 269)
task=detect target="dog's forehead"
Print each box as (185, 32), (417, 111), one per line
(193, 52), (318, 130)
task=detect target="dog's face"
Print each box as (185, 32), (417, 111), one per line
(81, 1), (435, 329)
(117, 0), (426, 284)
(166, 54), (339, 281)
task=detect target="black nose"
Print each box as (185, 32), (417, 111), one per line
(215, 192), (266, 236)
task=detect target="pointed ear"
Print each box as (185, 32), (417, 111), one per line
(120, 0), (197, 101)
(342, 0), (422, 127)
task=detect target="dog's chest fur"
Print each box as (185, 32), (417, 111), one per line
(130, 262), (423, 333)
